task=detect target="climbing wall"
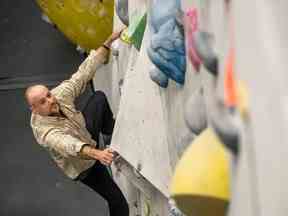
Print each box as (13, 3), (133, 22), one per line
(231, 1), (288, 216)
(96, 0), (288, 216)
(99, 0), (233, 215)
(98, 0), (198, 214)
(111, 0), (201, 197)
(29, 0), (288, 215)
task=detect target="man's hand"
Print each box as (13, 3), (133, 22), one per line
(103, 28), (125, 48)
(96, 148), (115, 166)
(80, 145), (115, 166)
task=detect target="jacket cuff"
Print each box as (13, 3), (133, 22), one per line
(70, 141), (87, 157)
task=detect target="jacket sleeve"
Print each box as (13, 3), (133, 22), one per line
(53, 47), (109, 103)
(35, 126), (87, 158)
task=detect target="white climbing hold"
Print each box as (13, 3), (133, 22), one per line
(76, 45), (86, 54)
(41, 13), (53, 25)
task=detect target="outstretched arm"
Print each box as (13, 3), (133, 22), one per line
(53, 30), (123, 102)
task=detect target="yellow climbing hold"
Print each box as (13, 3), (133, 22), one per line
(236, 80), (250, 119)
(170, 128), (230, 216)
(36, 0), (114, 51)
(120, 28), (132, 44)
(143, 199), (151, 216)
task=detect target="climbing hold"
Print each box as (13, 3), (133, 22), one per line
(168, 199), (184, 216)
(235, 81), (249, 118)
(41, 13), (54, 25)
(184, 8), (202, 72)
(76, 45), (86, 54)
(120, 9), (147, 50)
(224, 49), (237, 108)
(210, 49), (239, 154)
(209, 50), (249, 155)
(149, 66), (169, 88)
(211, 80), (249, 155)
(120, 28), (132, 44)
(147, 0), (186, 86)
(184, 87), (207, 135)
(144, 199), (151, 216)
(118, 79), (124, 96)
(193, 31), (218, 76)
(223, 49), (249, 116)
(115, 0), (129, 26)
(35, 0), (114, 51)
(210, 106), (239, 155)
(170, 128), (230, 216)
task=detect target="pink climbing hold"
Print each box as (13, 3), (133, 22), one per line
(184, 8), (202, 72)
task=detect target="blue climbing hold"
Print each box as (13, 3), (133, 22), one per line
(149, 67), (169, 88)
(147, 0), (186, 87)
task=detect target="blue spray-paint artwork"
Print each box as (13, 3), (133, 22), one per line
(147, 0), (186, 88)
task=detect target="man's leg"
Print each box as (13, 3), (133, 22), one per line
(80, 161), (129, 216)
(82, 91), (115, 144)
(81, 91), (128, 215)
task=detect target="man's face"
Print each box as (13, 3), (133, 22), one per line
(28, 85), (59, 116)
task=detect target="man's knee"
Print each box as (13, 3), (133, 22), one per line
(91, 91), (112, 112)
(93, 90), (108, 103)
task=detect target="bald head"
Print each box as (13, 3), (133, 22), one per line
(25, 85), (48, 106)
(25, 85), (59, 116)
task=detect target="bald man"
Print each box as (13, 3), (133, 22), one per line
(26, 30), (129, 216)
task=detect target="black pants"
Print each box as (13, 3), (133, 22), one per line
(80, 91), (129, 216)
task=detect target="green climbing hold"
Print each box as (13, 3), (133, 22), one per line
(121, 8), (147, 50)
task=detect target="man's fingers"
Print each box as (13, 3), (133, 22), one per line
(105, 151), (114, 158)
(104, 154), (113, 162)
(105, 153), (113, 158)
(101, 159), (112, 166)
(101, 161), (108, 166)
(110, 28), (126, 41)
(97, 149), (115, 165)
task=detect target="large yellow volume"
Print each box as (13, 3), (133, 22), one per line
(36, 0), (114, 51)
(170, 128), (230, 216)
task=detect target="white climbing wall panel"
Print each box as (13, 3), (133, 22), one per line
(111, 25), (173, 196)
(111, 0), (201, 198)
(232, 1), (288, 215)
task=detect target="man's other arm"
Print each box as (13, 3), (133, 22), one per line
(80, 145), (114, 166)
(36, 127), (114, 165)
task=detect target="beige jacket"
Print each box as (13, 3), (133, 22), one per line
(31, 48), (108, 179)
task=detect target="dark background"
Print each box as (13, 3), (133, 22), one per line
(0, 1), (108, 215)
